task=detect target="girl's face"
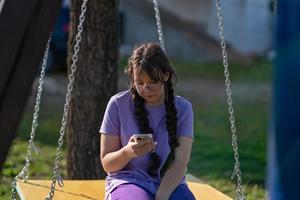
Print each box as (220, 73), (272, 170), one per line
(133, 69), (168, 106)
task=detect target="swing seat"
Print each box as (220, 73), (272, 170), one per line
(16, 179), (233, 200)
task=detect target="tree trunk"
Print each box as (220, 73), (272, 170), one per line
(67, 0), (119, 179)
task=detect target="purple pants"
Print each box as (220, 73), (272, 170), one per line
(108, 183), (196, 200)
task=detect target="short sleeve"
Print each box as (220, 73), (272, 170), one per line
(99, 97), (120, 136)
(177, 102), (194, 139)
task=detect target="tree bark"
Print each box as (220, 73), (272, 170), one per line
(67, 0), (119, 179)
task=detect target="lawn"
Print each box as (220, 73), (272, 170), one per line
(1, 58), (271, 199)
(120, 57), (272, 82)
(189, 101), (268, 200)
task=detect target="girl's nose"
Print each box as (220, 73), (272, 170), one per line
(143, 83), (151, 90)
(142, 84), (152, 94)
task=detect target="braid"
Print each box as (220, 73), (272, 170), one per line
(131, 89), (161, 176)
(125, 43), (179, 178)
(160, 79), (179, 177)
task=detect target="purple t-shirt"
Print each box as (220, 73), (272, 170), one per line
(100, 90), (194, 199)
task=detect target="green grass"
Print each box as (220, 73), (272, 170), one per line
(188, 101), (268, 199)
(17, 107), (64, 146)
(119, 57), (272, 82)
(1, 108), (67, 199)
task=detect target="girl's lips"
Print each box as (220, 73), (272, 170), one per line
(142, 93), (154, 98)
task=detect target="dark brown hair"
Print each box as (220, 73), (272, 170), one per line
(125, 43), (179, 177)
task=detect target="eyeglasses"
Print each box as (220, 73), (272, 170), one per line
(134, 81), (163, 91)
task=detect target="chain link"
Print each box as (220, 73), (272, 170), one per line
(11, 35), (52, 200)
(214, 0), (245, 199)
(152, 0), (245, 198)
(12, 0), (88, 198)
(152, 0), (166, 52)
(44, 0), (88, 199)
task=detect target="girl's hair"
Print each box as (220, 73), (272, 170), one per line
(125, 43), (179, 177)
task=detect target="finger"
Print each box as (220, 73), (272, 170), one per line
(132, 143), (151, 155)
(142, 141), (157, 152)
(151, 141), (157, 150)
(129, 135), (137, 142)
(134, 140), (152, 147)
(132, 141), (157, 156)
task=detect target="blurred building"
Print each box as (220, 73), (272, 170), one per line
(119, 0), (273, 62)
(37, 0), (274, 66)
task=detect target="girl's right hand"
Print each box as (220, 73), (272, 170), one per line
(124, 135), (157, 159)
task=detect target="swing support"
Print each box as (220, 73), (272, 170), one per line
(12, 0), (244, 199)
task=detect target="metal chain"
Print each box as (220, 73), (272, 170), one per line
(11, 35), (52, 200)
(44, 0), (88, 199)
(152, 0), (166, 52)
(153, 0), (244, 199)
(214, 0), (245, 199)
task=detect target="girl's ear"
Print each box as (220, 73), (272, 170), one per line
(163, 72), (170, 82)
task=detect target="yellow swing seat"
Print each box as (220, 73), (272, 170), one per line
(17, 179), (233, 200)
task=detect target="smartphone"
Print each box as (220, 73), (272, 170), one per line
(133, 134), (153, 142)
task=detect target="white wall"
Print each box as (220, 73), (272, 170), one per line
(207, 0), (273, 55)
(121, 0), (273, 58)
(119, 1), (217, 61)
(152, 0), (273, 55)
(159, 0), (211, 26)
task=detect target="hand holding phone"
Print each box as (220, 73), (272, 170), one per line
(125, 134), (157, 158)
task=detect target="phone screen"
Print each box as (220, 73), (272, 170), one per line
(133, 134), (153, 141)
